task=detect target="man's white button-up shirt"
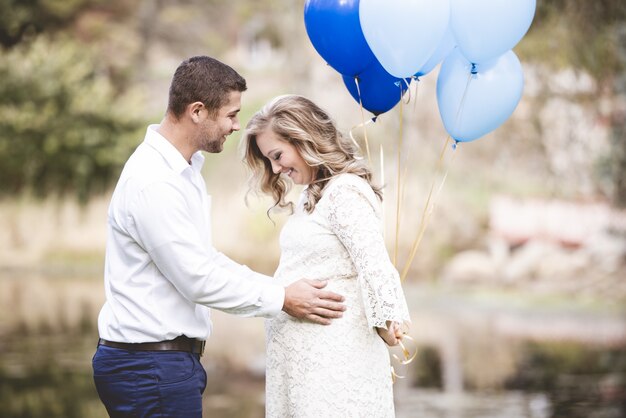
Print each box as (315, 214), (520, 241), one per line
(97, 125), (284, 343)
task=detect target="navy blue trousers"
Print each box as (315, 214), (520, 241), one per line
(93, 345), (207, 418)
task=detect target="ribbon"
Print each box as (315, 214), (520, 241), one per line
(390, 334), (418, 384)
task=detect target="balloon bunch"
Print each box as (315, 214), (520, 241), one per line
(304, 0), (536, 142)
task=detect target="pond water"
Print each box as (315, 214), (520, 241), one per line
(0, 275), (624, 418)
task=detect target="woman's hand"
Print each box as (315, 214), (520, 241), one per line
(376, 321), (403, 346)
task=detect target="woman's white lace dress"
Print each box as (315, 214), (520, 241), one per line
(265, 173), (411, 418)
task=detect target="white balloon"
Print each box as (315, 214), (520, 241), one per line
(360, 0), (451, 78)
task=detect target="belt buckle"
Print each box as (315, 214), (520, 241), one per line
(199, 340), (206, 357)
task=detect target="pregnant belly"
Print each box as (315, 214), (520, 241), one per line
(268, 275), (367, 336)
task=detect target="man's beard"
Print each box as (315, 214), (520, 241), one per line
(199, 132), (224, 154)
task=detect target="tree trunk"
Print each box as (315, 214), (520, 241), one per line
(611, 23), (626, 208)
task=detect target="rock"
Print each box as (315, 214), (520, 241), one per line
(502, 240), (562, 283)
(442, 250), (497, 284)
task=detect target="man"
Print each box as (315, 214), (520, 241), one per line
(92, 56), (346, 417)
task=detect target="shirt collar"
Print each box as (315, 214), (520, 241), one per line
(144, 124), (205, 174)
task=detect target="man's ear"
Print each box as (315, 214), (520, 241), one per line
(188, 101), (205, 124)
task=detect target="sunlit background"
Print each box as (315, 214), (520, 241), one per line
(0, 1), (625, 417)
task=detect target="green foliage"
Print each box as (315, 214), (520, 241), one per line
(0, 353), (103, 418)
(521, 0), (626, 207)
(0, 36), (146, 201)
(521, 0), (626, 80)
(0, 0), (100, 46)
(0, 0), (138, 47)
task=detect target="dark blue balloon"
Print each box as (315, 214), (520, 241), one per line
(304, 0), (376, 77)
(342, 59), (409, 116)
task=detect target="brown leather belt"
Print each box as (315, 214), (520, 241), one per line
(98, 335), (205, 356)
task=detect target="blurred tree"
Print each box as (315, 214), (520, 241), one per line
(0, 36), (146, 202)
(2, 0), (623, 206)
(0, 0), (128, 47)
(0, 0), (292, 202)
(611, 25), (626, 207)
(524, 0), (626, 207)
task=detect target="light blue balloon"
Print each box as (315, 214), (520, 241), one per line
(415, 24), (456, 78)
(450, 0), (536, 64)
(360, 0), (450, 78)
(436, 48), (524, 142)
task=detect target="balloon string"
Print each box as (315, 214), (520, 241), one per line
(412, 77), (419, 113)
(401, 78), (412, 105)
(396, 79), (419, 265)
(348, 118), (374, 157)
(454, 70), (474, 135)
(400, 135), (456, 282)
(399, 79), (419, 226)
(348, 83), (374, 163)
(393, 91), (404, 266)
(390, 334), (418, 384)
(402, 79), (419, 171)
(354, 77), (372, 163)
(380, 143), (386, 239)
(399, 70), (472, 281)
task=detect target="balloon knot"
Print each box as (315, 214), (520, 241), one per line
(371, 116), (378, 123)
(452, 140), (458, 150)
(470, 63), (478, 75)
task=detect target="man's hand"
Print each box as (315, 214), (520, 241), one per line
(376, 321), (403, 346)
(283, 279), (346, 325)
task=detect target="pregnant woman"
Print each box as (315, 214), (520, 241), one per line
(242, 94), (411, 417)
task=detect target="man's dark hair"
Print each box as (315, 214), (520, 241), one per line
(167, 56), (247, 119)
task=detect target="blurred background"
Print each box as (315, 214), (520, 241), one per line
(0, 0), (625, 417)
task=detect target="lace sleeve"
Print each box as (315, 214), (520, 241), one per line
(324, 179), (411, 328)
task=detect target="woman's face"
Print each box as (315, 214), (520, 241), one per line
(255, 129), (315, 185)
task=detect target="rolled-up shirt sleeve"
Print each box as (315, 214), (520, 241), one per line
(127, 181), (284, 318)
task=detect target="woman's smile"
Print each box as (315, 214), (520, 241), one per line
(255, 129), (314, 185)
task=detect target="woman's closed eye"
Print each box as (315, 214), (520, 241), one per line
(272, 152), (282, 161)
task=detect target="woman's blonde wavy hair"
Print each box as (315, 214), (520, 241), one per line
(242, 95), (382, 214)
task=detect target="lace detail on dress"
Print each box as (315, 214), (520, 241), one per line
(264, 173), (411, 418)
(322, 175), (411, 328)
